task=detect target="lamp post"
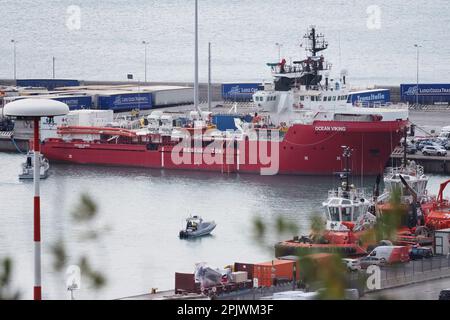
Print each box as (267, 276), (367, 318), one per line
(208, 42), (212, 112)
(414, 44), (422, 106)
(142, 41), (148, 83)
(11, 40), (17, 81)
(194, 0), (200, 116)
(4, 99), (69, 300)
(275, 42), (283, 61)
(52, 57), (56, 79)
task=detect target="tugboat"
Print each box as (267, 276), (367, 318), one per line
(379, 128), (430, 205)
(179, 216), (217, 239)
(19, 151), (50, 180)
(275, 147), (377, 258)
(419, 180), (450, 235)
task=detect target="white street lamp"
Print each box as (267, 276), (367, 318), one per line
(414, 44), (422, 106)
(11, 40), (17, 81)
(142, 41), (149, 83)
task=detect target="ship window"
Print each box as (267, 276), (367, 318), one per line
(300, 96), (305, 101)
(318, 97), (322, 101)
(342, 207), (352, 222)
(329, 207), (340, 221)
(333, 96), (337, 101)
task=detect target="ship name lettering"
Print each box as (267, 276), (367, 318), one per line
(315, 126), (347, 132)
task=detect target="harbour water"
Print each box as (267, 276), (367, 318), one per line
(0, 0), (449, 85)
(1, 141), (449, 299)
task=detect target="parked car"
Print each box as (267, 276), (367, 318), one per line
(359, 256), (385, 269)
(342, 258), (361, 272)
(441, 140), (450, 150)
(416, 140), (437, 151)
(409, 247), (434, 260)
(0, 117), (14, 131)
(406, 143), (417, 155)
(422, 145), (448, 157)
(439, 289), (450, 300)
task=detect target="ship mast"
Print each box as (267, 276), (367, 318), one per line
(341, 146), (352, 193)
(304, 26), (328, 57)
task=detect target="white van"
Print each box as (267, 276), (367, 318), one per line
(360, 246), (410, 268)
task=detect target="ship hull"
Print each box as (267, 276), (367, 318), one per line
(41, 120), (407, 175)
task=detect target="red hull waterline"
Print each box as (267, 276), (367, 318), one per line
(41, 120), (407, 176)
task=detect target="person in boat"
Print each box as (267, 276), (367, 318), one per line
(279, 58), (286, 73)
(252, 113), (262, 128)
(319, 55), (324, 70)
(26, 154), (32, 168)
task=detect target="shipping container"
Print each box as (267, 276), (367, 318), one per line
(16, 79), (80, 90)
(222, 83), (263, 102)
(51, 95), (93, 110)
(253, 260), (296, 288)
(348, 89), (391, 107)
(2, 94), (92, 111)
(97, 92), (153, 111)
(152, 87), (194, 107)
(400, 84), (450, 105)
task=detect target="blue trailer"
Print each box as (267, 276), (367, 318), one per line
(222, 83), (262, 102)
(52, 95), (93, 110)
(98, 92), (153, 111)
(348, 89), (391, 107)
(401, 84), (450, 105)
(16, 79), (80, 90)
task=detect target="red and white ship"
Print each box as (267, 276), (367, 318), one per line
(39, 27), (408, 175)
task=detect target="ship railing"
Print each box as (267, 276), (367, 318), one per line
(271, 63), (330, 75)
(385, 164), (425, 178)
(328, 187), (367, 201)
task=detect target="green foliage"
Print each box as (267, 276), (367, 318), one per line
(52, 193), (108, 295)
(79, 256), (107, 290)
(361, 187), (403, 245)
(51, 240), (67, 272)
(72, 193), (98, 222)
(0, 258), (20, 300)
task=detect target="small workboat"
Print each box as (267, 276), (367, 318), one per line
(179, 216), (216, 239)
(19, 151), (50, 180)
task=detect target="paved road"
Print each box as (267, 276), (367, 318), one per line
(364, 276), (450, 300)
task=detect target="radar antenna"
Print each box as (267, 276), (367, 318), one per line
(303, 26), (328, 57)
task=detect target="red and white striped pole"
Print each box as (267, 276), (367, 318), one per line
(33, 117), (42, 300)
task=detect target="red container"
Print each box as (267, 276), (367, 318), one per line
(253, 260), (296, 287)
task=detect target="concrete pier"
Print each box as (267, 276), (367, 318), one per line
(390, 147), (450, 174)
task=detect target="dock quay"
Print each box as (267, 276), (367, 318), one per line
(390, 147), (450, 174)
(121, 255), (450, 301)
